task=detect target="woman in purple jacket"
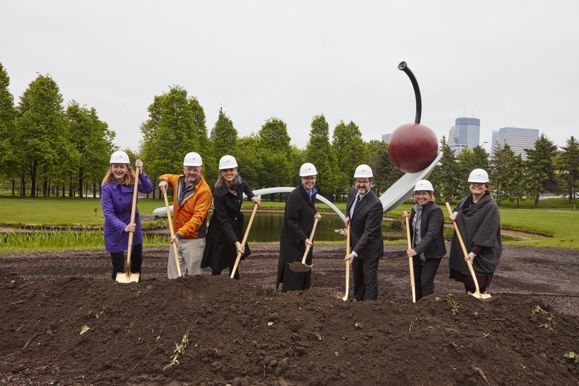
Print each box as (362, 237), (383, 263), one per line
(101, 151), (153, 279)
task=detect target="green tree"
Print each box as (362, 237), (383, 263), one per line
(490, 143), (515, 206)
(524, 134), (558, 207)
(305, 115), (337, 198)
(140, 86), (207, 197)
(506, 154), (526, 207)
(429, 137), (462, 203)
(257, 118), (292, 192)
(67, 102), (115, 198)
(14, 75), (69, 197)
(556, 136), (579, 210)
(0, 63), (18, 195)
(332, 121), (366, 195)
(210, 109), (238, 161)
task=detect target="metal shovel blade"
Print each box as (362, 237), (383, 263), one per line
(288, 261), (312, 272)
(468, 291), (493, 301)
(115, 272), (140, 284)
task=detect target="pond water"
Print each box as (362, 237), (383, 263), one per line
(246, 212), (345, 242)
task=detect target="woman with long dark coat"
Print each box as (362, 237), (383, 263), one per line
(449, 168), (502, 294)
(276, 162), (321, 292)
(201, 155), (260, 279)
(403, 179), (446, 300)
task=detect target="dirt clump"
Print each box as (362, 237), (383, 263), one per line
(1, 244), (578, 385)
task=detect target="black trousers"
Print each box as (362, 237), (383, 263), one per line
(412, 256), (441, 300)
(352, 255), (380, 301)
(110, 243), (143, 280)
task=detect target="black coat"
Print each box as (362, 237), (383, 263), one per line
(449, 192), (502, 275)
(409, 202), (446, 259)
(276, 185), (317, 288)
(201, 179), (255, 273)
(346, 187), (384, 259)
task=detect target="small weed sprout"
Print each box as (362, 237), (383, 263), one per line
(563, 351), (577, 363)
(163, 333), (190, 370)
(531, 305), (557, 333)
(436, 294), (461, 315)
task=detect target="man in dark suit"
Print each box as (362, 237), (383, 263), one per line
(344, 164), (384, 301)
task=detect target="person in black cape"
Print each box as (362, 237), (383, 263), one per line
(276, 162), (321, 292)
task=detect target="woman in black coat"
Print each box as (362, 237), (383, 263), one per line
(201, 155), (261, 279)
(403, 179), (446, 300)
(449, 168), (502, 293)
(276, 162), (321, 292)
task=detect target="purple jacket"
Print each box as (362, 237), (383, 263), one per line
(101, 172), (154, 253)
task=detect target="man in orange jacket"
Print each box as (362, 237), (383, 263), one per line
(158, 152), (213, 278)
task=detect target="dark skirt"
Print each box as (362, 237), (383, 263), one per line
(450, 269), (494, 292)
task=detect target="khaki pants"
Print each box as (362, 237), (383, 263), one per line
(167, 238), (205, 279)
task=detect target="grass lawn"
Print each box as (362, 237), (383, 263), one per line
(0, 196), (577, 249)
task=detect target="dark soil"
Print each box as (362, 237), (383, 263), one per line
(1, 244), (578, 385)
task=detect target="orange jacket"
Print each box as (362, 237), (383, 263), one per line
(158, 174), (212, 239)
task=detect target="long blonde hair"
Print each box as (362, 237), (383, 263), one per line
(101, 165), (136, 186)
(214, 170), (242, 190)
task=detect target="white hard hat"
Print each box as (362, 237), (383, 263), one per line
(414, 179), (434, 192)
(219, 155), (238, 170)
(110, 150), (130, 164)
(299, 162), (318, 177)
(183, 152), (202, 166)
(468, 168), (489, 183)
(354, 164), (373, 178)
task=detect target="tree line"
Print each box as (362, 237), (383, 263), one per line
(0, 63), (577, 209)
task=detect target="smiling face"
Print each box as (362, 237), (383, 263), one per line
(111, 163), (129, 182)
(469, 182), (487, 198)
(220, 167), (238, 184)
(301, 175), (317, 190)
(414, 190), (432, 205)
(183, 166), (202, 184)
(355, 178), (372, 195)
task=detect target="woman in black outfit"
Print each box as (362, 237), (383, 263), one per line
(404, 179), (446, 300)
(201, 155), (261, 279)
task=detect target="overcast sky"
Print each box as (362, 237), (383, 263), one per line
(2, 0), (578, 153)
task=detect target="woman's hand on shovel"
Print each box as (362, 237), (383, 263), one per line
(465, 252), (476, 264)
(251, 195), (262, 207)
(235, 241), (245, 255)
(124, 223), (136, 233)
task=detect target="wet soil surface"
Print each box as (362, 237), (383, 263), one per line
(1, 244), (578, 385)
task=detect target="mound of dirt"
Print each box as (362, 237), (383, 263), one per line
(1, 245), (578, 385)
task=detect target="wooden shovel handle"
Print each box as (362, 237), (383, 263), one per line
(445, 202), (481, 295)
(164, 189), (182, 277)
(300, 217), (320, 264)
(230, 202), (259, 279)
(404, 214), (416, 303)
(125, 167), (140, 274)
(342, 224), (351, 301)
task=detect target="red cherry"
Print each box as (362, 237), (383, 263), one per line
(389, 123), (438, 173)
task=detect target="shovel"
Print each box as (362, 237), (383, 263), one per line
(403, 212), (417, 303)
(288, 217), (319, 272)
(163, 189), (182, 278)
(445, 202), (492, 301)
(341, 224), (351, 301)
(115, 167), (141, 284)
(230, 202), (259, 279)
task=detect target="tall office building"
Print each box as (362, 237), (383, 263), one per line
(382, 133), (391, 144)
(491, 127), (539, 159)
(447, 117), (480, 154)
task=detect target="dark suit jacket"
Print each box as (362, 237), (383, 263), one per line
(345, 187), (384, 259)
(409, 202), (446, 259)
